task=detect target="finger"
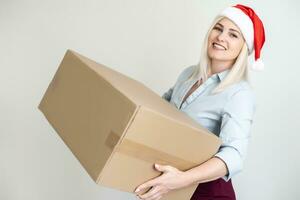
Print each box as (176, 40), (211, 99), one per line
(135, 182), (153, 194)
(135, 178), (159, 193)
(154, 164), (173, 173)
(147, 192), (162, 200)
(139, 186), (160, 199)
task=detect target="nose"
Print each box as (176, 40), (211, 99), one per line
(217, 31), (226, 42)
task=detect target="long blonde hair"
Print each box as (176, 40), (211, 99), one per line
(186, 16), (250, 94)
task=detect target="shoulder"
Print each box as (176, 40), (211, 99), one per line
(227, 80), (255, 101)
(176, 65), (196, 82)
(234, 81), (255, 101)
(224, 81), (256, 115)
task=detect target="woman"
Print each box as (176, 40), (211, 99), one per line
(135, 4), (265, 200)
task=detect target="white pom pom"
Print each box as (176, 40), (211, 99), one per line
(251, 58), (264, 71)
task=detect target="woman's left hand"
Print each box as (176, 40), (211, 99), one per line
(134, 163), (189, 200)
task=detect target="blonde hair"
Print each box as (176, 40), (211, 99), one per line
(186, 16), (250, 94)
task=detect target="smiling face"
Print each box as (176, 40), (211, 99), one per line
(207, 17), (245, 65)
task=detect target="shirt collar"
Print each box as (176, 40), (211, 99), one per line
(216, 69), (230, 81)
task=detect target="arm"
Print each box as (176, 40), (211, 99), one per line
(185, 88), (256, 184)
(161, 87), (174, 102)
(135, 88), (256, 199)
(161, 65), (195, 102)
(134, 158), (228, 200)
(183, 157), (228, 185)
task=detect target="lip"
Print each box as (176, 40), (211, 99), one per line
(212, 42), (227, 50)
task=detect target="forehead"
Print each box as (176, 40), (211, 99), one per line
(216, 17), (241, 32)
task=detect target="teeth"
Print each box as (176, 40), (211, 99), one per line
(213, 43), (226, 50)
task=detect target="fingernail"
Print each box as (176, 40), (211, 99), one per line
(135, 188), (139, 193)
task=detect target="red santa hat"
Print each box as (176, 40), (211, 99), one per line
(219, 4), (266, 71)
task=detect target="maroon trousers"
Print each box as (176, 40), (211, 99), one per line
(190, 178), (236, 200)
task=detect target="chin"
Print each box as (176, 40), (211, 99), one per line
(208, 52), (227, 60)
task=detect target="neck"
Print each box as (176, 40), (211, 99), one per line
(208, 59), (234, 77)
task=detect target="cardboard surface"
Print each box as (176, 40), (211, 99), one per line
(39, 50), (222, 200)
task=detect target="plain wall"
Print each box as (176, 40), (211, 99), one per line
(1, 0), (299, 199)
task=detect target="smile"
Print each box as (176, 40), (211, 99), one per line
(212, 42), (226, 50)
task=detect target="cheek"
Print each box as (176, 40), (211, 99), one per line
(208, 31), (218, 41)
(207, 34), (218, 49)
(230, 41), (244, 55)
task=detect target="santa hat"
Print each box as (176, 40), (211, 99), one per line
(219, 4), (266, 71)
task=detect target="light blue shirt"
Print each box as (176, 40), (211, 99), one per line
(162, 65), (256, 181)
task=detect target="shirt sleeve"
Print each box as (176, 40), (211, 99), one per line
(214, 88), (256, 181)
(161, 65), (195, 102)
(161, 87), (174, 102)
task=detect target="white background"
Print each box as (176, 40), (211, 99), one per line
(1, 0), (299, 199)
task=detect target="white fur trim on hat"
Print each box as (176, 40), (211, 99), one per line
(251, 58), (264, 71)
(220, 7), (254, 54)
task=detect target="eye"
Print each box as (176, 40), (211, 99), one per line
(213, 27), (222, 32)
(230, 33), (238, 38)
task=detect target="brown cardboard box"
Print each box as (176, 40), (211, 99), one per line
(38, 50), (221, 200)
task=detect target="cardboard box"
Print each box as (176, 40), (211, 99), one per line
(38, 50), (221, 200)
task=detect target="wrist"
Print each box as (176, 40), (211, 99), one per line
(181, 170), (197, 187)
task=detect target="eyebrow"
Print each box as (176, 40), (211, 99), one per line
(215, 23), (241, 35)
